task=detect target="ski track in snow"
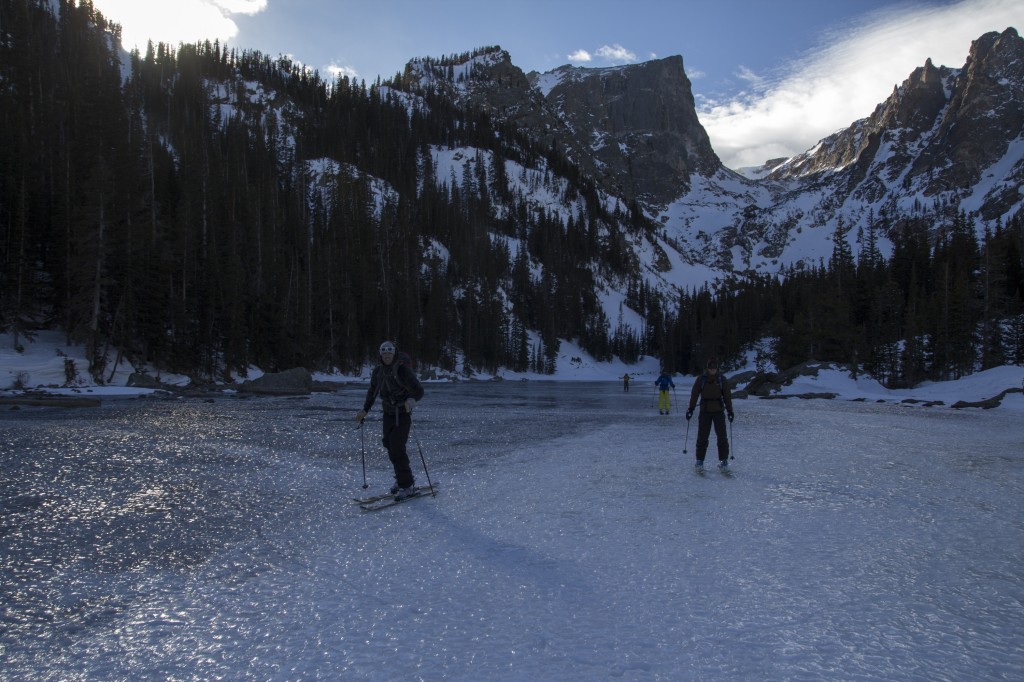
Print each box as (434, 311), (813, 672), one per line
(2, 384), (1023, 681)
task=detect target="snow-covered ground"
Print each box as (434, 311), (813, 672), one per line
(2, 376), (1022, 680)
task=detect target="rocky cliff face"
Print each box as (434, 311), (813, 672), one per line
(529, 56), (721, 206)
(772, 59), (955, 183)
(403, 48), (721, 207)
(403, 48), (601, 187)
(404, 47), (542, 121)
(770, 27), (1024, 221)
(918, 27), (1024, 213)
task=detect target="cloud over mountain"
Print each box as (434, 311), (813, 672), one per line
(698, 0), (1022, 169)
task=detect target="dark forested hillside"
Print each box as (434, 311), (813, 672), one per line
(1, 1), (1022, 386)
(0, 1), (636, 380)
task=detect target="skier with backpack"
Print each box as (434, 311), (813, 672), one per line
(356, 341), (425, 500)
(685, 357), (734, 471)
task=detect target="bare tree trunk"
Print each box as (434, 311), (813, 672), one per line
(149, 135), (158, 246)
(87, 180), (106, 378)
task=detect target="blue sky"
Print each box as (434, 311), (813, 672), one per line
(92, 0), (1020, 168)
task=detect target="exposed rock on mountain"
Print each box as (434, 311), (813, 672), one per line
(403, 48), (721, 207)
(921, 28), (1024, 214)
(770, 27), (1024, 222)
(529, 56), (721, 206)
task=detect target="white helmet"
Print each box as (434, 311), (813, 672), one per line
(379, 341), (396, 354)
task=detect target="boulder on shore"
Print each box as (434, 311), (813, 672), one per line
(951, 387), (1021, 409)
(127, 373), (162, 389)
(239, 368), (312, 395)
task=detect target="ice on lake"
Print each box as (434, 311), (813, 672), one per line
(2, 381), (1023, 680)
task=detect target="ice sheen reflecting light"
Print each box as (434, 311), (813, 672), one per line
(1, 385), (1022, 680)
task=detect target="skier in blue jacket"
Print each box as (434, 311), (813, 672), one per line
(655, 372), (675, 415)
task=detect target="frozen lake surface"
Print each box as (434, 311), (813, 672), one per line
(2, 382), (1023, 680)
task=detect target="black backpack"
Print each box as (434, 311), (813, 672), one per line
(396, 351), (416, 371)
(700, 372), (726, 407)
(700, 372), (724, 391)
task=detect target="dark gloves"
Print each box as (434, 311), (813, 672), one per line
(685, 409), (693, 420)
(727, 411), (734, 423)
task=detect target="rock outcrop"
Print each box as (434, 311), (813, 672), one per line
(404, 47), (721, 207)
(239, 368), (313, 395)
(532, 56), (721, 205)
(770, 27), (1024, 221)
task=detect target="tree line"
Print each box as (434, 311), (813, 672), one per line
(641, 210), (1024, 384)
(1, 1), (1021, 387)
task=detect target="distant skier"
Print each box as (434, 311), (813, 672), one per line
(686, 357), (734, 471)
(622, 373), (631, 392)
(356, 341), (424, 500)
(655, 371), (675, 415)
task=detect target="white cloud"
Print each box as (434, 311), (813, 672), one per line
(92, 0), (268, 51)
(327, 63), (360, 80)
(595, 44), (637, 63)
(734, 65), (765, 88)
(211, 0), (267, 13)
(700, 0), (1023, 169)
(567, 44), (637, 66)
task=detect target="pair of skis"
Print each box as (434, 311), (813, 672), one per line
(352, 485), (437, 511)
(695, 464), (733, 477)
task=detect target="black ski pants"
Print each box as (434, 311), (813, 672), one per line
(695, 409), (729, 462)
(382, 411), (415, 488)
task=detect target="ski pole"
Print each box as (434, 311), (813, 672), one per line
(359, 421), (368, 489)
(729, 417), (735, 461)
(410, 423), (436, 496)
(683, 415), (691, 454)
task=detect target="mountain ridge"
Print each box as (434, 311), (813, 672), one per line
(393, 28), (1023, 280)
(770, 27), (1023, 223)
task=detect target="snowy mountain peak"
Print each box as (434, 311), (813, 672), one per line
(765, 26), (1024, 223)
(397, 49), (721, 208)
(403, 46), (525, 97)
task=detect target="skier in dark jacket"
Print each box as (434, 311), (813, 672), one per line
(686, 357), (734, 470)
(356, 341), (425, 499)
